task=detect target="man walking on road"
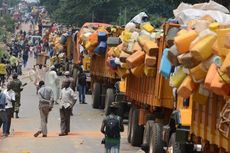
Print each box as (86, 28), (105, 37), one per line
(59, 81), (77, 136)
(0, 87), (7, 137)
(34, 81), (54, 137)
(4, 83), (15, 135)
(101, 102), (124, 153)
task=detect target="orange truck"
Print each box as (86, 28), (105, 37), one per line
(122, 24), (230, 153)
(74, 22), (122, 110)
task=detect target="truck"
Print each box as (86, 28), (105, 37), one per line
(120, 22), (230, 153)
(74, 22), (123, 111)
(122, 13), (230, 153)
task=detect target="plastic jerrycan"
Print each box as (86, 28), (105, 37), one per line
(190, 35), (217, 61)
(126, 50), (145, 69)
(159, 48), (172, 79)
(216, 28), (230, 56)
(204, 63), (217, 90)
(221, 52), (230, 77)
(177, 75), (197, 99)
(174, 30), (198, 53)
(170, 67), (187, 88)
(189, 64), (207, 83)
(210, 72), (230, 96)
(143, 40), (158, 56)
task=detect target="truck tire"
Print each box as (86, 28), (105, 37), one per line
(130, 108), (144, 146)
(92, 82), (101, 109)
(100, 85), (107, 109)
(169, 133), (185, 153)
(149, 123), (164, 153)
(127, 107), (134, 143)
(142, 121), (154, 147)
(104, 88), (114, 115)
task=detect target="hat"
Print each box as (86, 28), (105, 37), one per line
(64, 71), (70, 76)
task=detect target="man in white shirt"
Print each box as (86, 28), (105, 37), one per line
(4, 83), (15, 135)
(59, 81), (77, 136)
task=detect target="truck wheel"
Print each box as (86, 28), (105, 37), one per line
(127, 107), (134, 143)
(104, 88), (114, 115)
(169, 133), (185, 153)
(100, 85), (107, 109)
(130, 108), (144, 146)
(92, 82), (101, 109)
(149, 123), (164, 153)
(142, 121), (154, 148)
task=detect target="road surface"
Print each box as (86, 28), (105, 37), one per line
(0, 54), (142, 153)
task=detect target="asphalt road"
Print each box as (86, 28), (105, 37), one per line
(0, 54), (142, 153)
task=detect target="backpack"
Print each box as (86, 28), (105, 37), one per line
(105, 115), (120, 138)
(78, 73), (86, 85)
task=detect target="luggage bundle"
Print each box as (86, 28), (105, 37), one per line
(160, 16), (230, 102)
(79, 25), (122, 56)
(105, 14), (161, 78)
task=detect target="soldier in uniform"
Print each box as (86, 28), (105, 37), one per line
(10, 73), (24, 118)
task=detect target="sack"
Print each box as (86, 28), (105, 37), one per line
(107, 37), (121, 47)
(174, 30), (198, 53)
(159, 48), (172, 79)
(126, 50), (145, 69)
(105, 116), (120, 138)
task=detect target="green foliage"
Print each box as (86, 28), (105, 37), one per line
(0, 15), (15, 42)
(40, 0), (230, 26)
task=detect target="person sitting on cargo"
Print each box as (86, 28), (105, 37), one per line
(101, 102), (124, 153)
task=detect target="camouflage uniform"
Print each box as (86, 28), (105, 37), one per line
(10, 79), (23, 114)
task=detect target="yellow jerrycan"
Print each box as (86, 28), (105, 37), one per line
(189, 64), (207, 83)
(215, 28), (230, 56)
(210, 72), (230, 96)
(144, 65), (157, 77)
(193, 84), (209, 105)
(204, 63), (217, 91)
(170, 67), (187, 88)
(190, 35), (217, 61)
